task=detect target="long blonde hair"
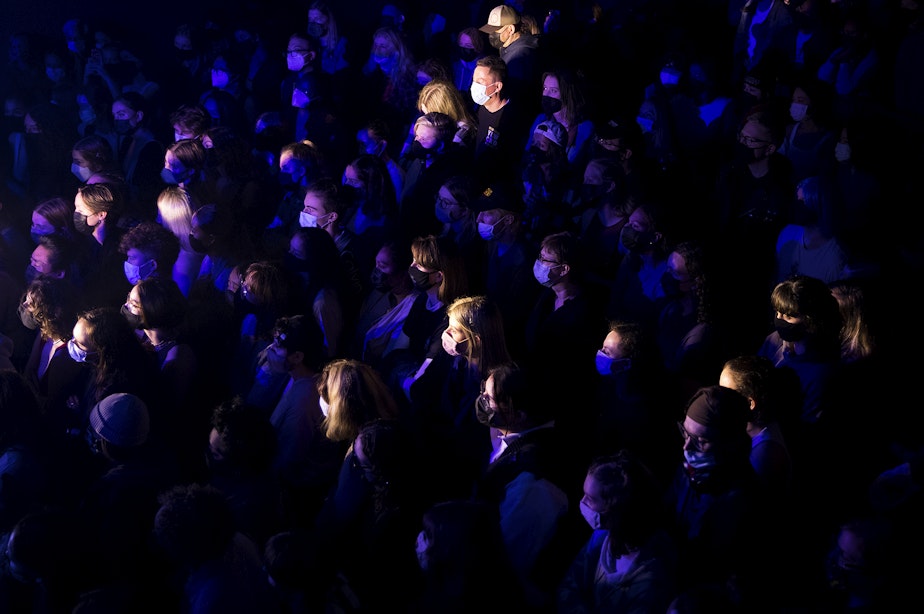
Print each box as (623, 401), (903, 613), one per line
(157, 186), (196, 252)
(318, 359), (399, 442)
(446, 295), (511, 377)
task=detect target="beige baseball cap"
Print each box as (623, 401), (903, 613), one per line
(479, 5), (520, 33)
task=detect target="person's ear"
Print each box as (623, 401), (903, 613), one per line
(559, 262), (570, 277)
(134, 110), (143, 124)
(328, 211), (338, 224)
(96, 211), (107, 222)
(766, 143), (776, 156)
(493, 81), (503, 96)
(622, 148), (633, 161)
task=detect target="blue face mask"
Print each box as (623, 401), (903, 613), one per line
(67, 338), (95, 363)
(161, 167), (181, 185)
(595, 351), (631, 376)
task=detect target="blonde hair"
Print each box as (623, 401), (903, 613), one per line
(157, 186), (195, 252)
(446, 296), (510, 377)
(417, 80), (475, 129)
(318, 359), (399, 442)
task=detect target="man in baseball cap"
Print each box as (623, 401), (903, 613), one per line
(478, 5), (541, 115)
(479, 5), (520, 34)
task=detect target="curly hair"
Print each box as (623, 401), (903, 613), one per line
(119, 221), (181, 272)
(24, 276), (80, 342)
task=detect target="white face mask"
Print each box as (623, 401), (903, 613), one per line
(71, 163), (92, 183)
(790, 102), (808, 122)
(579, 500), (601, 530)
(477, 221), (496, 240)
(470, 82), (491, 106)
(835, 142), (852, 162)
(659, 69), (681, 86)
(287, 54), (306, 72)
(123, 259), (155, 285)
(441, 330), (464, 357)
(299, 211), (319, 228)
(318, 397), (330, 418)
(532, 259), (560, 286)
(67, 338), (92, 363)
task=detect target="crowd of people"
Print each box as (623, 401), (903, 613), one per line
(1, 0), (923, 612)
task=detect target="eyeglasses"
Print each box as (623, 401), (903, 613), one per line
(538, 257), (562, 267)
(437, 196), (458, 210)
(677, 422), (712, 449)
(286, 48), (310, 56)
(738, 132), (770, 147)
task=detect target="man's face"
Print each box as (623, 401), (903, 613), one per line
(472, 66), (499, 97)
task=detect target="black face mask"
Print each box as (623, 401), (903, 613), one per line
(475, 396), (512, 429)
(120, 303), (145, 329)
(661, 272), (682, 297)
(408, 140), (436, 160)
(541, 96), (562, 116)
(488, 32), (503, 50)
(735, 142), (762, 166)
(620, 226), (656, 253)
(306, 22), (327, 39)
(774, 317), (807, 342)
(581, 183), (607, 204)
(188, 233), (209, 254)
(458, 47), (478, 62)
(113, 118), (133, 135)
(73, 211), (94, 235)
(18, 303), (40, 330)
(370, 268), (390, 292)
(408, 265), (434, 290)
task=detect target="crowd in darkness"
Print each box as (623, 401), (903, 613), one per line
(1, 0), (924, 612)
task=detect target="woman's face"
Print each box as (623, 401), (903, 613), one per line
(72, 318), (95, 353)
(444, 315), (469, 346)
(542, 75), (561, 100)
(31, 212), (55, 236)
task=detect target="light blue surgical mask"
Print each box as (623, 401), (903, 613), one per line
(67, 338), (94, 363)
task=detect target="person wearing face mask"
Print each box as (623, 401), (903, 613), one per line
(471, 55), (533, 189)
(362, 235), (468, 383)
(655, 241), (727, 406)
(606, 202), (672, 339)
(473, 187), (538, 360)
(451, 26), (489, 97)
(111, 93), (165, 210)
(778, 80), (837, 184)
(757, 275), (844, 425)
(261, 314), (344, 520)
(432, 175), (484, 278)
(118, 221), (180, 287)
(478, 5), (541, 116)
(308, 1), (350, 79)
(356, 119), (406, 196)
(401, 297), (513, 499)
(666, 385), (777, 609)
(19, 277), (90, 436)
(715, 108), (795, 347)
(398, 111), (473, 243)
(71, 133), (121, 186)
(73, 183), (132, 310)
(350, 238), (414, 358)
(559, 450), (677, 614)
(590, 320), (676, 481)
(469, 362), (570, 607)
(342, 153), (400, 245)
(524, 68), (595, 167)
(524, 231), (605, 443)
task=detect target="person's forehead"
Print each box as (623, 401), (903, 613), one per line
(447, 315), (463, 330)
(32, 211), (51, 224)
(32, 245), (52, 262)
(127, 247), (153, 261)
(290, 234), (306, 251)
(304, 193), (325, 210)
(683, 415), (710, 436)
(473, 66), (492, 80)
(344, 165), (359, 179)
(668, 251), (686, 271)
(629, 208), (650, 225)
(112, 101), (132, 114)
(416, 125), (438, 139)
(543, 75), (559, 89)
(603, 330), (622, 350)
(583, 473), (603, 498)
(458, 33), (473, 47)
(128, 285), (141, 303)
